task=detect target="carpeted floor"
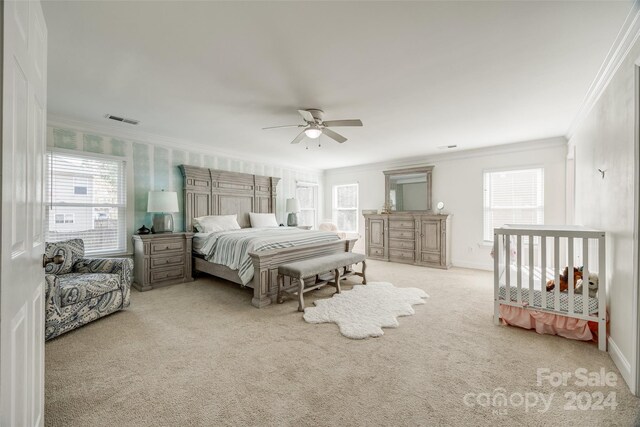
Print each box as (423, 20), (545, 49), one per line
(45, 260), (640, 426)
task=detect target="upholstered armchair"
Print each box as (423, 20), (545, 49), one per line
(44, 238), (133, 340)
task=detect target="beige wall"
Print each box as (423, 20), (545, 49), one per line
(569, 37), (640, 391)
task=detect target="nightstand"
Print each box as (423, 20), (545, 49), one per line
(132, 232), (194, 291)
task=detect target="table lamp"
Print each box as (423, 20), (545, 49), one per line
(147, 190), (179, 233)
(286, 198), (301, 227)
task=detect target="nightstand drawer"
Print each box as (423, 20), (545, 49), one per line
(150, 267), (185, 283)
(150, 255), (184, 270)
(150, 240), (184, 255)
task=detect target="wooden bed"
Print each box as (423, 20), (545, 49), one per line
(180, 165), (357, 308)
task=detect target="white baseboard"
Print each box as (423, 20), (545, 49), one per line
(452, 259), (492, 271)
(607, 337), (635, 394)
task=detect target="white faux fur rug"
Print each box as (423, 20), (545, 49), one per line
(303, 282), (429, 339)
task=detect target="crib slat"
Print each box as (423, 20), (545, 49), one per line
(598, 234), (606, 351)
(516, 235), (522, 304)
(528, 235), (534, 306)
(505, 236), (511, 301)
(568, 237), (574, 314)
(541, 237), (547, 309)
(554, 237), (560, 311)
(493, 232), (500, 325)
(583, 237), (589, 316)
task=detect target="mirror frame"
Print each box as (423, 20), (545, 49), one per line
(383, 166), (434, 212)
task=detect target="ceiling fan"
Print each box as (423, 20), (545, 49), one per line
(262, 109), (363, 145)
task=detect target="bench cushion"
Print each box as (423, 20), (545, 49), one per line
(278, 252), (366, 279)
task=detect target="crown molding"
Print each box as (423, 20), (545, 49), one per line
(566, 1), (640, 140)
(324, 136), (567, 176)
(47, 114), (324, 175)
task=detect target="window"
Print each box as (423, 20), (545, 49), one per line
(73, 177), (88, 195)
(46, 150), (127, 254)
(333, 183), (358, 233)
(483, 168), (544, 241)
(296, 182), (318, 229)
(54, 213), (75, 224)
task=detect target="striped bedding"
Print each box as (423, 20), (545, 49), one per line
(197, 228), (341, 285)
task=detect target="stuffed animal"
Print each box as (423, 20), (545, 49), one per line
(575, 272), (599, 298)
(546, 267), (582, 292)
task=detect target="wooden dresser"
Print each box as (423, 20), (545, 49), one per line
(364, 213), (451, 269)
(132, 232), (194, 291)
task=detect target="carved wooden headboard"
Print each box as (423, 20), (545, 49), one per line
(179, 165), (281, 231)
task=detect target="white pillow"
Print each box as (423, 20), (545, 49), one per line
(249, 213), (279, 228)
(193, 215), (241, 233)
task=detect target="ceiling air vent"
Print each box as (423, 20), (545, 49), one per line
(105, 114), (139, 125)
(437, 145), (457, 150)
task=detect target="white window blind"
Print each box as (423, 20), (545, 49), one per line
(46, 151), (127, 255)
(483, 168), (544, 241)
(333, 183), (358, 233)
(296, 182), (318, 229)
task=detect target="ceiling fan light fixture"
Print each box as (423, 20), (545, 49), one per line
(304, 128), (322, 139)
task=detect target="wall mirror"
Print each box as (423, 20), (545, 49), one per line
(384, 166), (433, 212)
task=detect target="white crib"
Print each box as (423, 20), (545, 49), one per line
(493, 225), (607, 351)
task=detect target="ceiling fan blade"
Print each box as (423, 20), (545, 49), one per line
(322, 119), (363, 127)
(262, 124), (303, 130)
(298, 109), (315, 123)
(290, 130), (306, 144)
(322, 128), (347, 143)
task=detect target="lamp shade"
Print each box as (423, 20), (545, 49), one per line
(286, 198), (301, 213)
(147, 191), (179, 213)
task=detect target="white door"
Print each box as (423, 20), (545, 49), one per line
(1, 0), (48, 426)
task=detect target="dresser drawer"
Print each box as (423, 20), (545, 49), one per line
(421, 252), (441, 264)
(150, 255), (184, 270)
(150, 267), (185, 283)
(389, 220), (415, 229)
(389, 249), (415, 261)
(369, 247), (384, 257)
(389, 239), (415, 250)
(389, 229), (415, 240)
(150, 240), (184, 255)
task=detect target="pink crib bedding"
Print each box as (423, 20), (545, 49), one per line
(499, 305), (604, 342)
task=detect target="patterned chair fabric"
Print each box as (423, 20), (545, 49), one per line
(44, 238), (85, 275)
(44, 239), (133, 341)
(58, 273), (120, 307)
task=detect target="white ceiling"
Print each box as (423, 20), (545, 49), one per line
(42, 1), (632, 170)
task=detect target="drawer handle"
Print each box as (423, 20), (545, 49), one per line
(165, 245), (170, 250)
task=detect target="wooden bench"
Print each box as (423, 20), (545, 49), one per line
(277, 252), (367, 311)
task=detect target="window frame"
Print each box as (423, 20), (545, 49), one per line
(483, 166), (545, 242)
(332, 183), (359, 233)
(46, 148), (128, 255)
(295, 181), (319, 229)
